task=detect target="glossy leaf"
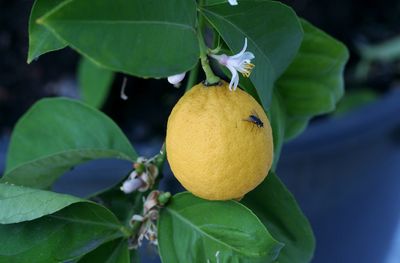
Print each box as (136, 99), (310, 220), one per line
(275, 19), (349, 140)
(78, 57), (115, 109)
(2, 98), (136, 189)
(78, 239), (130, 263)
(201, 0), (303, 106)
(0, 183), (82, 224)
(158, 192), (282, 263)
(242, 172), (315, 263)
(39, 0), (199, 77)
(27, 0), (67, 63)
(0, 202), (127, 262)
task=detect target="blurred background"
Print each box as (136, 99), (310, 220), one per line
(1, 0), (400, 262)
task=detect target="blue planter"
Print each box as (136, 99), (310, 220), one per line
(277, 89), (400, 263)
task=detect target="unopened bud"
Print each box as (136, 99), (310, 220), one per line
(120, 178), (144, 194)
(158, 192), (171, 206)
(167, 72), (186, 86)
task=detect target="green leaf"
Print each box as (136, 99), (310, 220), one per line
(2, 98), (137, 189)
(78, 239), (130, 263)
(268, 91), (286, 168)
(158, 192), (282, 263)
(0, 183), (83, 224)
(242, 172), (315, 263)
(0, 202), (128, 262)
(39, 0), (199, 78)
(275, 19), (349, 141)
(78, 57), (115, 109)
(27, 0), (67, 63)
(201, 0), (303, 106)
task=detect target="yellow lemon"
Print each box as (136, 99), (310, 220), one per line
(166, 81), (273, 200)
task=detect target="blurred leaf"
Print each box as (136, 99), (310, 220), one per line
(2, 98), (136, 189)
(78, 57), (115, 109)
(158, 192), (282, 263)
(39, 0), (199, 77)
(27, 0), (67, 63)
(78, 239), (130, 263)
(357, 35), (400, 62)
(0, 183), (83, 224)
(201, 0), (303, 106)
(242, 172), (315, 263)
(333, 89), (378, 117)
(274, 19), (349, 141)
(0, 202), (127, 262)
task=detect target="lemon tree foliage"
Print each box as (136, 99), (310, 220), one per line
(201, 0), (303, 106)
(242, 173), (315, 263)
(78, 57), (115, 109)
(38, 0), (200, 77)
(158, 192), (283, 263)
(27, 0), (67, 63)
(0, 0), (349, 262)
(0, 202), (128, 263)
(274, 20), (349, 141)
(78, 239), (131, 263)
(1, 98), (136, 189)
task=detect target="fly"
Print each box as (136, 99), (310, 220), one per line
(243, 110), (264, 128)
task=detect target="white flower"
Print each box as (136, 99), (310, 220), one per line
(120, 177), (143, 194)
(210, 38), (255, 91)
(228, 0), (238, 5)
(167, 72), (186, 86)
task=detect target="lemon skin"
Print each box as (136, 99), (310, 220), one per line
(166, 81), (273, 200)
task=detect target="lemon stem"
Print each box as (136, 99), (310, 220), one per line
(197, 12), (220, 86)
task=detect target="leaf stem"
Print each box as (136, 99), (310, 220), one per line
(197, 7), (220, 85)
(185, 62), (199, 91)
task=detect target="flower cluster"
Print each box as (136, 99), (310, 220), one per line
(129, 190), (170, 248)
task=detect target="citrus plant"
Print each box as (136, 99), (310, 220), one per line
(0, 0), (348, 262)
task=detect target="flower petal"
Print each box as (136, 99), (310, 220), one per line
(121, 178), (143, 193)
(230, 38), (248, 59)
(226, 64), (239, 91)
(228, 0), (238, 5)
(167, 72), (186, 85)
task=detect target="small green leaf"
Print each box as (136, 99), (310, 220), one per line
(275, 19), (349, 141)
(78, 57), (115, 109)
(27, 0), (67, 63)
(0, 202), (127, 262)
(2, 98), (137, 189)
(78, 239), (130, 263)
(158, 192), (282, 263)
(201, 0), (303, 106)
(0, 183), (83, 224)
(242, 172), (315, 263)
(39, 0), (199, 77)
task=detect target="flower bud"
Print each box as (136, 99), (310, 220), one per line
(167, 72), (186, 86)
